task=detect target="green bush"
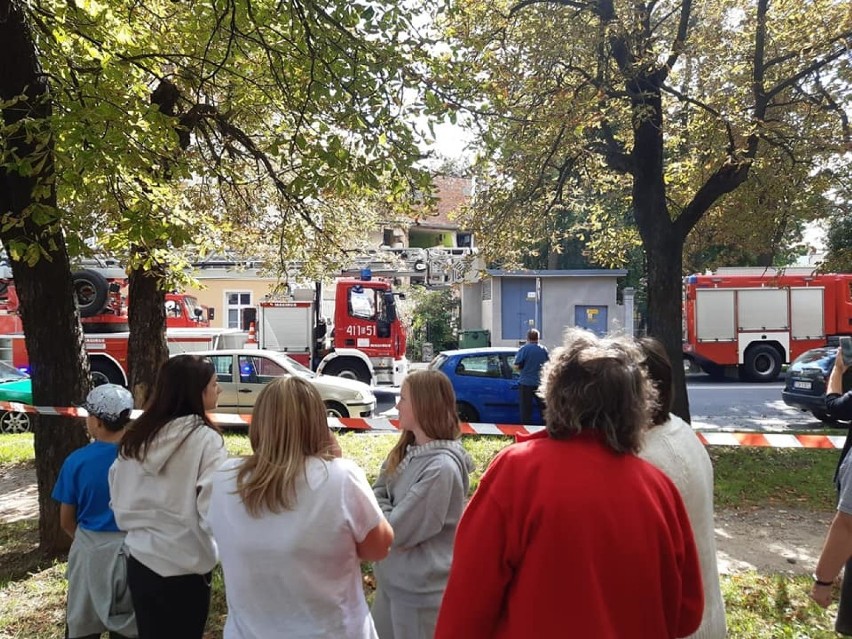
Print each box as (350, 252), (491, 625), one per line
(405, 287), (459, 361)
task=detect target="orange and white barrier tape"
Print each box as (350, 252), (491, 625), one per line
(695, 431), (846, 449)
(0, 401), (846, 448)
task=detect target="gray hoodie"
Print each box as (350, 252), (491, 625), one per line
(372, 439), (474, 607)
(108, 414), (227, 577)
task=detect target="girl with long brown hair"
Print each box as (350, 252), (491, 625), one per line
(371, 370), (473, 639)
(208, 375), (393, 638)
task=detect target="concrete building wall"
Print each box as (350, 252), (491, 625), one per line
(460, 270), (627, 349)
(460, 281), (482, 329)
(538, 277), (619, 347)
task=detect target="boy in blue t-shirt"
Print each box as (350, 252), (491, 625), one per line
(52, 384), (137, 639)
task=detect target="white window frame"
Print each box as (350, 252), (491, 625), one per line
(224, 290), (253, 329)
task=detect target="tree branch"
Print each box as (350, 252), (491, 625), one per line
(660, 0), (692, 82)
(765, 38), (852, 103)
(660, 81), (737, 154)
(675, 158), (752, 237)
(508, 0), (589, 18)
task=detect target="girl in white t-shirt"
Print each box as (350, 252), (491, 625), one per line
(208, 376), (394, 639)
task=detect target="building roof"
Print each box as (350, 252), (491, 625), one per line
(411, 176), (473, 230)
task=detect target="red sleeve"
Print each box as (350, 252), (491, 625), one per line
(435, 458), (515, 638)
(672, 487), (704, 637)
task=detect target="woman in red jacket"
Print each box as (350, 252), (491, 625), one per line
(435, 329), (704, 639)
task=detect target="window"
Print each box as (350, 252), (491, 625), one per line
(225, 291), (252, 329)
(349, 287), (376, 320)
(164, 298), (183, 319)
(207, 355), (233, 383)
(239, 355), (287, 384)
(455, 355), (505, 378)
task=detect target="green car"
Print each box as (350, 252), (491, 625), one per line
(0, 361), (32, 433)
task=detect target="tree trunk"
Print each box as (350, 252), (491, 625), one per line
(0, 0), (90, 555)
(629, 70), (691, 422)
(127, 250), (168, 407)
(644, 229), (690, 422)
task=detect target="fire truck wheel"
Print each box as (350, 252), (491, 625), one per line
(0, 410), (31, 434)
(324, 401), (349, 419)
(73, 269), (110, 317)
(90, 359), (125, 387)
(324, 360), (371, 385)
(743, 344), (783, 382)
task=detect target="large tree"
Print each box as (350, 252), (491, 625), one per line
(0, 0), (90, 554)
(1, 0), (433, 553)
(437, 0), (851, 418)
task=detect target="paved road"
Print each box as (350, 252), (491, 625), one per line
(685, 373), (826, 432)
(373, 372), (831, 433)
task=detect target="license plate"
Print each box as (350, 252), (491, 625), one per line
(793, 380), (812, 390)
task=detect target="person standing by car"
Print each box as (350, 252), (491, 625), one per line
(109, 355), (227, 639)
(636, 337), (727, 639)
(435, 328), (703, 639)
(513, 328), (549, 424)
(371, 370), (474, 639)
(810, 348), (852, 634)
(52, 384), (137, 639)
(208, 376), (391, 638)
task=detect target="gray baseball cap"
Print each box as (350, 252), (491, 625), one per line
(81, 384), (134, 423)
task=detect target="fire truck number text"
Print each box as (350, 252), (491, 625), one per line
(345, 325), (376, 337)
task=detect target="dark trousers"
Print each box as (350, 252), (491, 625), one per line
(126, 555), (212, 639)
(519, 384), (545, 424)
(838, 558), (852, 635)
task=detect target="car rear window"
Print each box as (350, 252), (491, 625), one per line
(429, 354), (448, 371)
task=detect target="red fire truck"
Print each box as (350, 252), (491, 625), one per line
(682, 268), (852, 382)
(2, 327), (245, 386)
(258, 275), (408, 386)
(0, 268), (221, 384)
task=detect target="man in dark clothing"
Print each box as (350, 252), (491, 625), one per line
(812, 348), (852, 634)
(513, 329), (549, 424)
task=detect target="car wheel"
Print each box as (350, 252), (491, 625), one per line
(812, 410), (838, 424)
(323, 360), (371, 385)
(0, 410), (31, 434)
(325, 401), (349, 419)
(743, 344), (783, 382)
(456, 402), (479, 423)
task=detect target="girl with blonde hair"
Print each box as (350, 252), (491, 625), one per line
(371, 370), (474, 639)
(208, 375), (393, 638)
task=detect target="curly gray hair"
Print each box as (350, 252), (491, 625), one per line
(540, 328), (657, 454)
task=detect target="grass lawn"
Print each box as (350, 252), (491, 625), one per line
(0, 432), (843, 637)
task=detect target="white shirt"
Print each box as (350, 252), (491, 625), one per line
(208, 456), (383, 639)
(639, 414), (727, 639)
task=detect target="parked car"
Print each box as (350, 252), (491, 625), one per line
(429, 347), (545, 425)
(0, 361), (33, 434)
(782, 346), (852, 423)
(185, 349), (377, 423)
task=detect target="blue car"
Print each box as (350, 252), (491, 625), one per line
(781, 346), (852, 423)
(429, 347), (545, 425)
